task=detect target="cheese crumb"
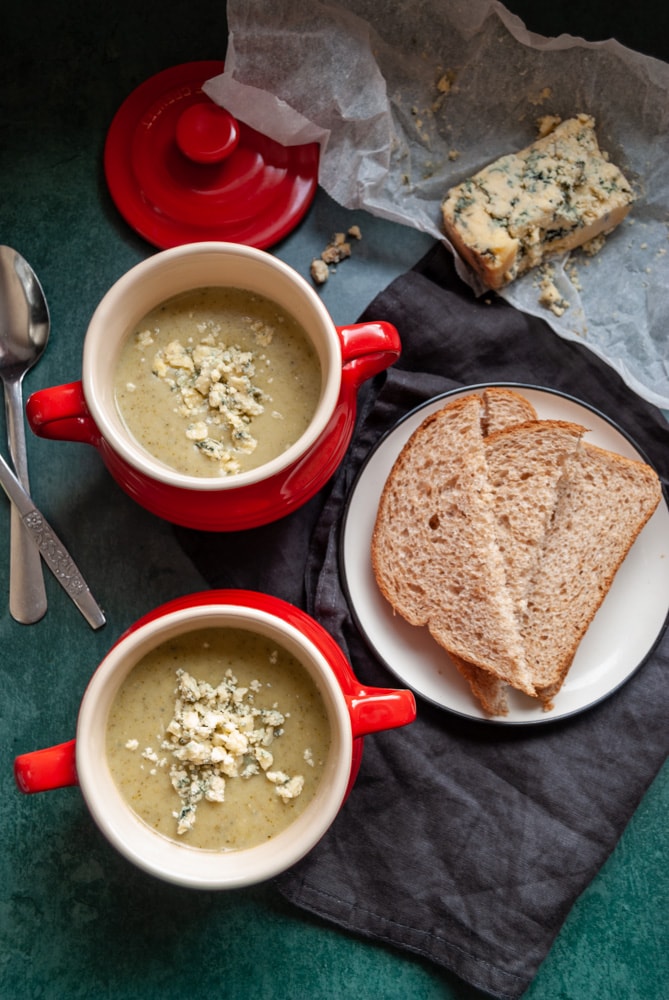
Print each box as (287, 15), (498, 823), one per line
(149, 333), (267, 474)
(321, 233), (351, 265)
(537, 265), (570, 317)
(310, 258), (330, 285)
(126, 667), (305, 837)
(310, 227), (362, 285)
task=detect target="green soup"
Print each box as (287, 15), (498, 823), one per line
(114, 287), (322, 477)
(106, 627), (331, 851)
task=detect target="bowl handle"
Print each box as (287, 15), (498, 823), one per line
(26, 382), (101, 446)
(346, 686), (416, 738)
(14, 739), (78, 793)
(337, 321), (401, 388)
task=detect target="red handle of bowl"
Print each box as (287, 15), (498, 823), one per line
(337, 321), (401, 389)
(346, 686), (416, 738)
(14, 739), (78, 793)
(26, 381), (101, 446)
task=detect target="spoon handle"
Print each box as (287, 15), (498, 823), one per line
(3, 376), (48, 623)
(0, 449), (105, 629)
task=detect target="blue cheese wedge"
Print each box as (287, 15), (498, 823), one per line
(441, 114), (634, 290)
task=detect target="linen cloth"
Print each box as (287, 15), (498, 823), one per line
(178, 243), (669, 998)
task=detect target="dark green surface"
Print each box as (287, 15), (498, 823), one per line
(1, 3), (667, 998)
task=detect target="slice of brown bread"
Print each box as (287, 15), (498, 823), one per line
(486, 420), (588, 609)
(522, 441), (662, 706)
(448, 656), (511, 716)
(371, 393), (536, 696)
(372, 388), (661, 717)
(448, 385), (538, 714)
(450, 419), (586, 714)
(481, 386), (538, 436)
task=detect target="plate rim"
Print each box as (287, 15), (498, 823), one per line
(338, 381), (669, 728)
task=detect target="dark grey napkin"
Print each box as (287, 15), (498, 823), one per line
(178, 244), (669, 999)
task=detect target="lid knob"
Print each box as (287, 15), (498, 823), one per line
(175, 102), (241, 164)
(104, 61), (319, 248)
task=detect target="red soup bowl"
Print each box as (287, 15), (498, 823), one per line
(26, 241), (401, 530)
(14, 590), (416, 889)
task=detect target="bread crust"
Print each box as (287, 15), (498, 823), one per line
(522, 440), (662, 703)
(448, 417), (586, 713)
(371, 394), (536, 696)
(481, 386), (537, 436)
(370, 388), (661, 716)
(448, 388), (542, 712)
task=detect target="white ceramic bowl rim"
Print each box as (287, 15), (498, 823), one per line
(75, 603), (354, 888)
(81, 242), (343, 491)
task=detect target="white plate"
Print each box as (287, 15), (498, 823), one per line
(340, 384), (669, 725)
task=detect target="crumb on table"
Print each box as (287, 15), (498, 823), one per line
(310, 226), (362, 285)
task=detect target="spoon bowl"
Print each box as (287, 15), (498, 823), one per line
(0, 246), (50, 623)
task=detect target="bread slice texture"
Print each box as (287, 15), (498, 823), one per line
(371, 394), (536, 697)
(448, 386), (536, 713)
(450, 419), (586, 715)
(521, 441), (662, 706)
(441, 114), (634, 290)
(481, 386), (538, 436)
(371, 388), (661, 717)
(486, 420), (588, 610)
(448, 387), (541, 713)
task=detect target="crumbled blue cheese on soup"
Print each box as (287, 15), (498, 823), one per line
(441, 114), (634, 291)
(127, 666), (306, 836)
(265, 771), (305, 801)
(142, 326), (271, 475)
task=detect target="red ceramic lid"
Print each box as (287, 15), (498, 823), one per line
(104, 61), (320, 250)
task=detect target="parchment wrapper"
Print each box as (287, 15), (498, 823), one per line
(204, 0), (669, 408)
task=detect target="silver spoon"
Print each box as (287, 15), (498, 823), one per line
(0, 246), (50, 623)
(0, 449), (105, 629)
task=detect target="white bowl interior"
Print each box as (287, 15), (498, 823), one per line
(76, 604), (353, 888)
(82, 243), (342, 490)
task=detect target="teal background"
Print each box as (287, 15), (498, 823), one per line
(1, 3), (667, 998)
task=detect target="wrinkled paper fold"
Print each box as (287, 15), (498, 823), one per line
(205, 0), (669, 407)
